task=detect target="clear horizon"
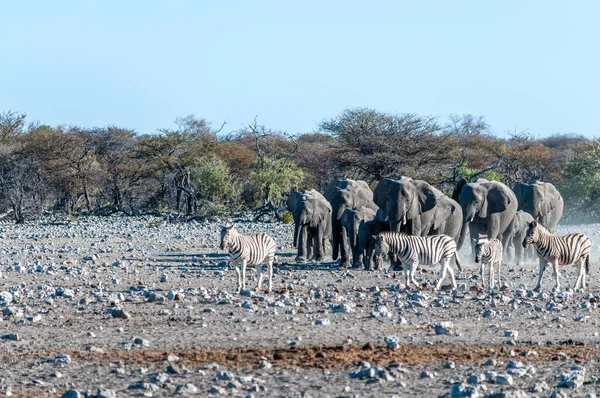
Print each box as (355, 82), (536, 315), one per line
(1, 1), (598, 138)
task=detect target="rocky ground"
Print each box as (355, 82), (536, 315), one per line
(1, 216), (600, 397)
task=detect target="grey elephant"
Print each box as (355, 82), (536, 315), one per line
(357, 209), (390, 270)
(427, 187), (463, 243)
(324, 178), (372, 202)
(373, 177), (438, 236)
(505, 210), (536, 264)
(453, 179), (518, 255)
(329, 183), (378, 267)
(513, 181), (563, 231)
(286, 189), (331, 263)
(341, 206), (377, 268)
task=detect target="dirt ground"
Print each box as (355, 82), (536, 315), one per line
(1, 216), (600, 397)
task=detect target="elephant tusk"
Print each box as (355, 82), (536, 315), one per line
(469, 217), (474, 222)
(402, 215), (407, 225)
(384, 216), (389, 222)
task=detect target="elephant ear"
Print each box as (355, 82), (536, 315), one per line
(534, 185), (554, 216)
(482, 185), (512, 217)
(433, 199), (452, 231)
(408, 182), (438, 219)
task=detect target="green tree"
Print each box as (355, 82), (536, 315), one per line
(190, 156), (240, 214)
(561, 140), (600, 214)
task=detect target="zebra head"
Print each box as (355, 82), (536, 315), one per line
(219, 219), (236, 250)
(372, 234), (389, 268)
(473, 236), (488, 263)
(522, 221), (538, 248)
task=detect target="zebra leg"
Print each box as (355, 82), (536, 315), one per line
(534, 260), (546, 292)
(497, 260), (502, 290)
(489, 261), (495, 291)
(267, 258), (274, 293)
(235, 265), (242, 293)
(574, 258), (585, 290)
(435, 259), (449, 291)
(447, 263), (457, 290)
(551, 260), (560, 291)
(256, 264), (264, 292)
(479, 261), (485, 288)
(241, 260), (247, 291)
(408, 261), (421, 289)
(404, 265), (410, 289)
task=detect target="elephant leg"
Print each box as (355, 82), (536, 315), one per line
(307, 233), (314, 260)
(513, 237), (522, 265)
(313, 226), (325, 262)
(340, 226), (351, 267)
(296, 225), (308, 263)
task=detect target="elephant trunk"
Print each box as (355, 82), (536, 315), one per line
(293, 209), (307, 248)
(457, 220), (469, 251)
(332, 215), (341, 261)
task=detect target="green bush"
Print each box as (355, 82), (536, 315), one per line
(280, 212), (294, 224)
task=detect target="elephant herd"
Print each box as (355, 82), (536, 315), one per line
(286, 177), (564, 269)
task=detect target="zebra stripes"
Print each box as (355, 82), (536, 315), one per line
(474, 238), (503, 290)
(523, 221), (591, 291)
(373, 231), (462, 290)
(220, 220), (277, 293)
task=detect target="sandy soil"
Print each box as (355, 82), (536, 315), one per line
(0, 216), (600, 397)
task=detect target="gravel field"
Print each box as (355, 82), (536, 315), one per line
(1, 216), (600, 397)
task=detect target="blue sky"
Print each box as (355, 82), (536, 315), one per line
(1, 1), (598, 137)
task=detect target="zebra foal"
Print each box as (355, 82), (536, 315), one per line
(474, 238), (503, 291)
(219, 220), (277, 293)
(522, 221), (591, 291)
(373, 232), (462, 290)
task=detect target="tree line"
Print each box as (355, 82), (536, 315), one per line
(0, 109), (596, 223)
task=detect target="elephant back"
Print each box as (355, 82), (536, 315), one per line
(324, 178), (372, 202)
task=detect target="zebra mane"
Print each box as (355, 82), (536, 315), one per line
(531, 221), (550, 234)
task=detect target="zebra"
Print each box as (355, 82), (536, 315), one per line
(523, 221), (591, 291)
(473, 238), (503, 291)
(373, 232), (462, 290)
(219, 220), (277, 293)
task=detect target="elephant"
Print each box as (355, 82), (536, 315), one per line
(513, 181), (563, 232)
(453, 179), (518, 256)
(330, 184), (378, 267)
(357, 209), (390, 270)
(373, 177), (438, 236)
(427, 188), (463, 243)
(324, 178), (372, 202)
(341, 206), (377, 268)
(374, 177), (461, 244)
(286, 189), (332, 263)
(504, 210), (536, 265)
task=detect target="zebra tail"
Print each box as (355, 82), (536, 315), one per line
(454, 252), (463, 271)
(586, 255), (590, 275)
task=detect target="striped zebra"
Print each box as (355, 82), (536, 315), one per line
(474, 238), (503, 291)
(219, 220), (277, 293)
(373, 232), (462, 290)
(523, 221), (591, 291)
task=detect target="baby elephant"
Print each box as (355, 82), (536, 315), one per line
(474, 238), (503, 291)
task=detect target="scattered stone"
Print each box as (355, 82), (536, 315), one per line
(176, 383), (198, 394)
